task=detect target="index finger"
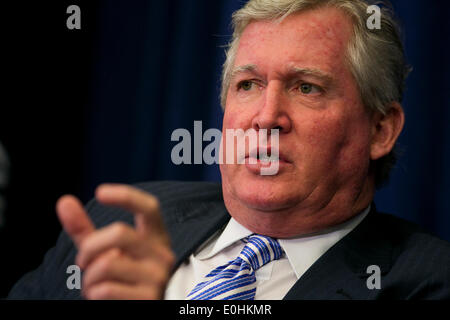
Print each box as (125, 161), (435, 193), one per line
(95, 184), (168, 243)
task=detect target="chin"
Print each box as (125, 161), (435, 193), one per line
(230, 180), (300, 212)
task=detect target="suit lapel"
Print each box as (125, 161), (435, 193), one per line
(166, 200), (231, 270)
(283, 205), (393, 299)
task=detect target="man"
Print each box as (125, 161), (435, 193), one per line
(8, 0), (450, 299)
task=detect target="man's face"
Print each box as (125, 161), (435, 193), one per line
(219, 7), (375, 237)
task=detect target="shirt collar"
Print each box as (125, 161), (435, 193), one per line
(279, 206), (370, 278)
(196, 206), (371, 279)
(196, 217), (252, 260)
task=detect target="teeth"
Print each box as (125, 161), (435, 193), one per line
(259, 155), (279, 162)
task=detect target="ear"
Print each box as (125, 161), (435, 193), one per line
(370, 102), (405, 160)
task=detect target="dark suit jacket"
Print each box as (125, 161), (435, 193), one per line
(7, 181), (450, 299)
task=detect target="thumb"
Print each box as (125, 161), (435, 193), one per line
(56, 195), (96, 248)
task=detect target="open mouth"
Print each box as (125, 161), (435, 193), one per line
(256, 153), (279, 162)
(245, 147), (289, 164)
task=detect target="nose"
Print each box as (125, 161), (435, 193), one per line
(251, 81), (292, 133)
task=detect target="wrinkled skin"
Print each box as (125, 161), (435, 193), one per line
(220, 7), (404, 238)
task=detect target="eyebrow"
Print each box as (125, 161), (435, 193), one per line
(230, 64), (258, 80)
(230, 64), (334, 87)
(289, 67), (334, 87)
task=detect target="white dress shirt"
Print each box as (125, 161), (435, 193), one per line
(164, 206), (370, 300)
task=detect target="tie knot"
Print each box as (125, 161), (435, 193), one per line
(239, 234), (283, 271)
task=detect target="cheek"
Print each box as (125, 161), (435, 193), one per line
(222, 105), (250, 129)
(300, 109), (371, 169)
(331, 117), (372, 177)
(303, 112), (347, 151)
(222, 103), (258, 146)
(220, 110), (248, 172)
(340, 123), (372, 172)
(222, 111), (236, 130)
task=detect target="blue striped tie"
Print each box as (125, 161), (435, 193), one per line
(187, 234), (284, 300)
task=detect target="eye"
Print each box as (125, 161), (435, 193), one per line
(238, 80), (254, 91)
(298, 83), (320, 94)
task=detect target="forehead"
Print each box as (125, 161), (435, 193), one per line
(235, 7), (354, 76)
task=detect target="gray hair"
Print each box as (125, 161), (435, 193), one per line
(220, 0), (411, 187)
